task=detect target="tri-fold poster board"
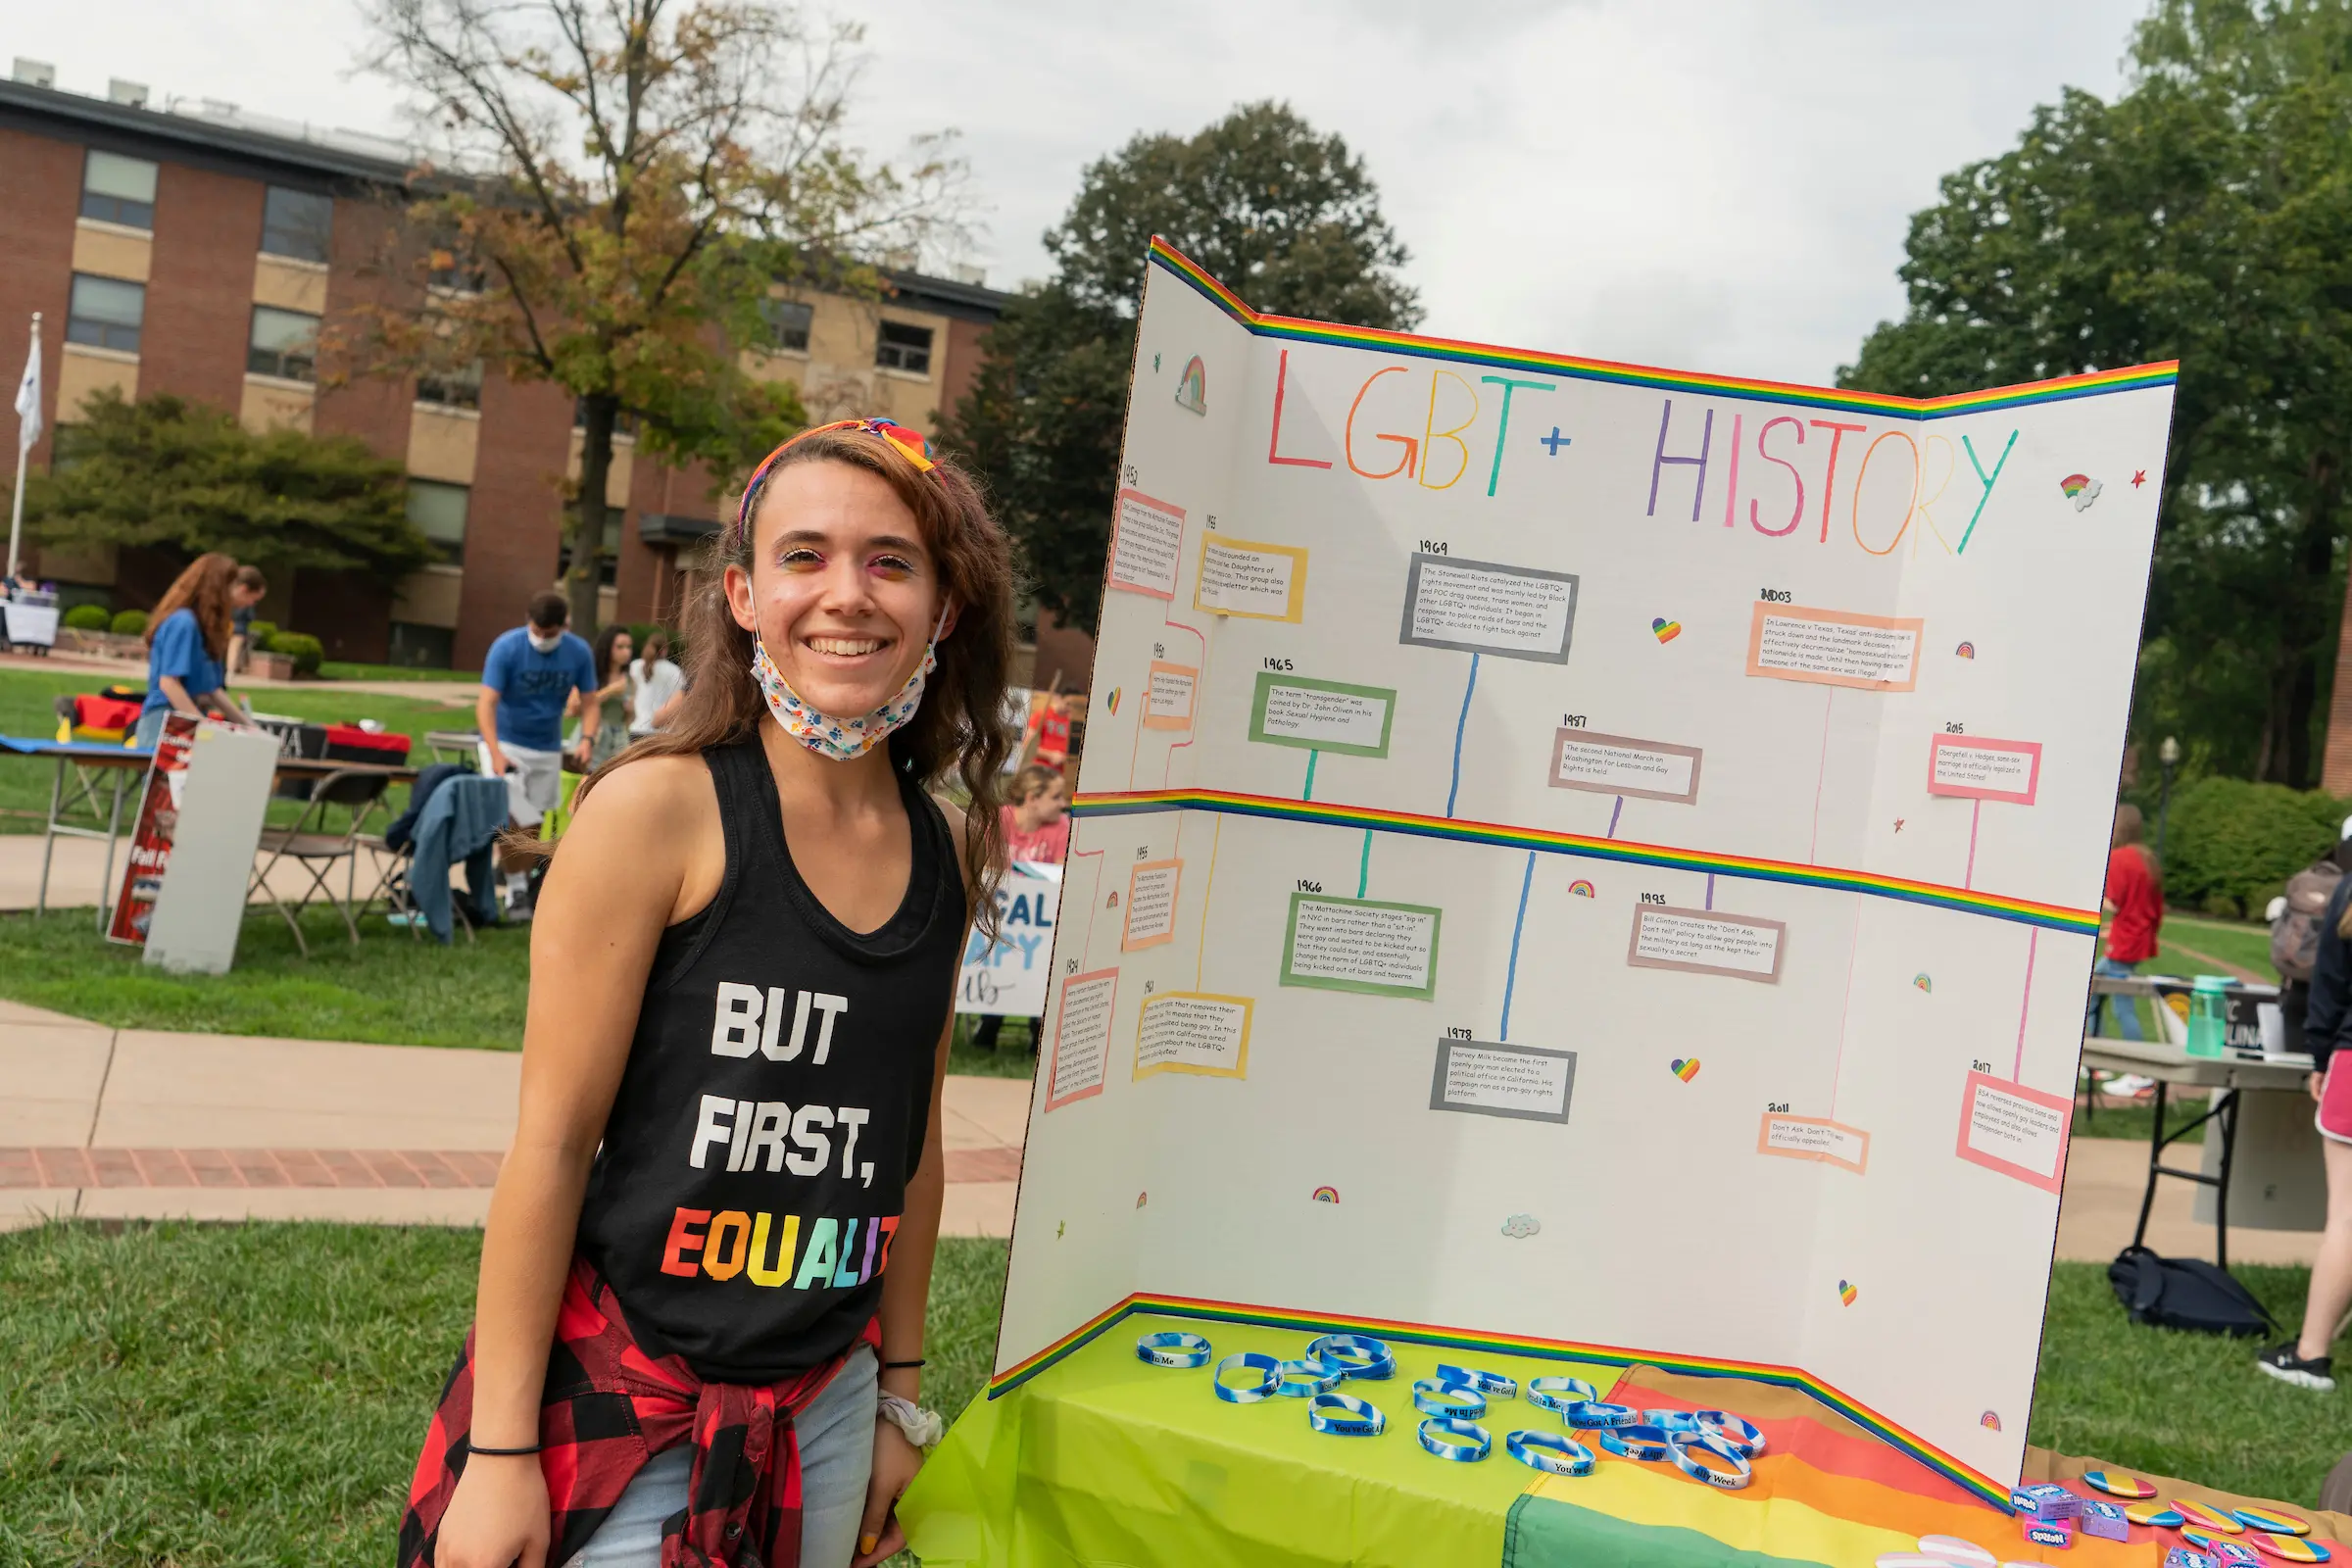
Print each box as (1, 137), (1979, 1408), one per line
(993, 237), (2175, 1498)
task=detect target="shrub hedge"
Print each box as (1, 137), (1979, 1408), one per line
(2158, 777), (2350, 917)
(61, 605), (110, 631)
(108, 609), (147, 637)
(269, 632), (323, 676)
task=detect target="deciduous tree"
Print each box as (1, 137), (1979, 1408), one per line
(356, 0), (967, 638)
(947, 102), (1420, 634)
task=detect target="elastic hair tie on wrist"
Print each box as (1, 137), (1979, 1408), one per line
(466, 1440), (543, 1457)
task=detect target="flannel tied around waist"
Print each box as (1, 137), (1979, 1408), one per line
(399, 1258), (877, 1568)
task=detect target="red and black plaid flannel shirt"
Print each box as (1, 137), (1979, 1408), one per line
(398, 1257), (876, 1568)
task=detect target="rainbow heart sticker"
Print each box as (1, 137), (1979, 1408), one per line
(1670, 1057), (1700, 1082)
(1651, 617), (1682, 643)
(1838, 1280), (1858, 1306)
(1105, 687), (1122, 715)
(2061, 472), (2104, 512)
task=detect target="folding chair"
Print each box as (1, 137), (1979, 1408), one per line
(357, 829), (478, 945)
(248, 768), (391, 956)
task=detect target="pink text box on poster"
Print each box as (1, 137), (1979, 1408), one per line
(1106, 488), (1185, 600)
(1045, 968), (1118, 1111)
(1926, 734), (2042, 806)
(1744, 602), (1925, 692)
(1756, 1112), (1872, 1174)
(1955, 1070), (2071, 1194)
(1121, 858), (1184, 950)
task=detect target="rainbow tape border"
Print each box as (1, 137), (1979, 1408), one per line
(1146, 235), (2176, 419)
(986, 1291), (2011, 1510)
(1071, 790), (2097, 935)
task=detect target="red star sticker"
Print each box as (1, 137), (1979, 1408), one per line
(2132, 469), (2147, 488)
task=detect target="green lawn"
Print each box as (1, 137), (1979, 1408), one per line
(0, 907), (1058, 1075)
(0, 1223), (2338, 1567)
(0, 1222), (1007, 1568)
(0, 664), (476, 836)
(318, 662), (482, 683)
(0, 907), (531, 1051)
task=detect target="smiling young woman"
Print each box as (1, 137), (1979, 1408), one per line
(399, 419), (1017, 1568)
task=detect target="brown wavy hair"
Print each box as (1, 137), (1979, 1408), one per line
(144, 552), (241, 662)
(554, 427), (1016, 933)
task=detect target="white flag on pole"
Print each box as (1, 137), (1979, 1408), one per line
(13, 331), (38, 456)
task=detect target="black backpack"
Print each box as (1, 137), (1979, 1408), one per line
(2108, 1247), (2276, 1337)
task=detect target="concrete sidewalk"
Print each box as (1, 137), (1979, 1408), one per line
(0, 999), (1033, 1236)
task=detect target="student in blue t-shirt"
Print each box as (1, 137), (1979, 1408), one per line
(476, 591), (600, 907)
(135, 553), (269, 749)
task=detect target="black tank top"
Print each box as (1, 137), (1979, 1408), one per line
(575, 738), (963, 1381)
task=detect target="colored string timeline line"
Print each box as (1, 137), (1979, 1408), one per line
(1073, 790), (2097, 935)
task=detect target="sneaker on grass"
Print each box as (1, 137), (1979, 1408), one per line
(2257, 1344), (2335, 1392)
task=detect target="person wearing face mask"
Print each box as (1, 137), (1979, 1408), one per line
(403, 419), (1018, 1568)
(475, 592), (601, 913)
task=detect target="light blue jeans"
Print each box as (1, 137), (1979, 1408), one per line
(2087, 955), (2144, 1042)
(566, 1347), (877, 1568)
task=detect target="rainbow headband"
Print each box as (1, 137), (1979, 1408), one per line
(732, 416), (938, 545)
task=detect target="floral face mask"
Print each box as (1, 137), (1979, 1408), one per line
(750, 607), (948, 761)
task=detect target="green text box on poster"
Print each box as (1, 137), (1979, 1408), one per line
(1249, 671), (1396, 758)
(1280, 890), (1443, 999)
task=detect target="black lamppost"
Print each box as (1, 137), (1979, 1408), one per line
(2157, 735), (2180, 859)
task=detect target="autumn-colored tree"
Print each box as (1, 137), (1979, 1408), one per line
(356, 0), (967, 638)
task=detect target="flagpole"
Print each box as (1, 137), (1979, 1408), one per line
(8, 311), (39, 583)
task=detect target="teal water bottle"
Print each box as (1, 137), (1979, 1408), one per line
(2186, 975), (2231, 1057)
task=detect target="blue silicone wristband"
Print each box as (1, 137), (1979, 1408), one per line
(1669, 1430), (1753, 1490)
(1412, 1377), (1487, 1418)
(1693, 1410), (1765, 1457)
(1213, 1351), (1281, 1404)
(1563, 1400), (1640, 1429)
(1136, 1331), (1212, 1369)
(1436, 1364), (1516, 1399)
(1526, 1377), (1601, 1413)
(1417, 1416), (1492, 1461)
(1273, 1358), (1343, 1397)
(1306, 1334), (1396, 1382)
(1597, 1423), (1674, 1462)
(1508, 1430), (1595, 1475)
(1307, 1392), (1386, 1436)
(1642, 1409), (1704, 1433)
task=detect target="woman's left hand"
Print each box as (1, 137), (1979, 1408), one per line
(853, 1420), (923, 1567)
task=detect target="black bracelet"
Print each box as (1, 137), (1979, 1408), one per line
(466, 1440), (543, 1457)
(883, 1358), (926, 1369)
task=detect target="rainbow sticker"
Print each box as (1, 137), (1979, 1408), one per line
(2061, 472), (2104, 512)
(1311, 1187), (1339, 1203)
(1174, 354), (1206, 415)
(2083, 1470), (2158, 1499)
(2127, 1502), (2185, 1528)
(2235, 1509), (2311, 1538)
(1136, 1191), (1148, 1207)
(1671, 1057), (1701, 1082)
(1913, 973), (1933, 993)
(1651, 616), (1683, 643)
(2251, 1533), (2330, 1563)
(1955, 641), (1976, 659)
(1838, 1280), (1858, 1306)
(1106, 687), (1121, 715)
(2177, 1500), (2245, 1534)
(1979, 1410), (2001, 1432)
(1567, 879), (1595, 898)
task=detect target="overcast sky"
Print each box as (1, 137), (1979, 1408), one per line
(11, 0), (2145, 384)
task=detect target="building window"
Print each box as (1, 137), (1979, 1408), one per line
(80, 150), (157, 229)
(407, 479), (469, 566)
(426, 244), (485, 293)
(388, 621), (457, 670)
(259, 185), (332, 264)
(558, 512), (625, 588)
(247, 306), (319, 382)
(416, 359), (483, 410)
(761, 297), (812, 353)
(66, 273), (144, 354)
(876, 319), (933, 375)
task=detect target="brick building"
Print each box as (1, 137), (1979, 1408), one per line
(0, 70), (1014, 669)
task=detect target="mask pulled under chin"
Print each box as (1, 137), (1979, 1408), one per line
(751, 612), (945, 761)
